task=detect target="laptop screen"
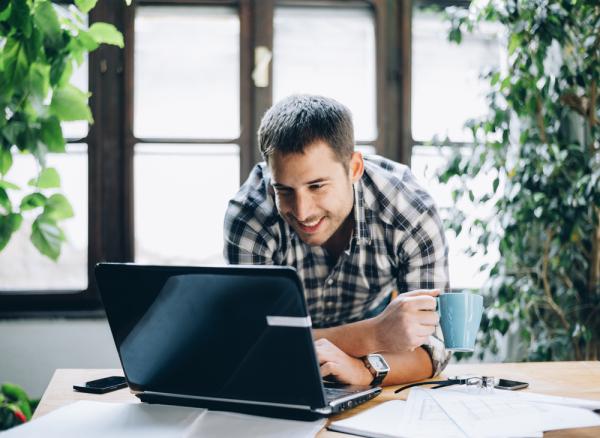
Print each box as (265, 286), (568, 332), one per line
(96, 264), (327, 408)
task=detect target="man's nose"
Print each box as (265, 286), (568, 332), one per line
(293, 193), (313, 222)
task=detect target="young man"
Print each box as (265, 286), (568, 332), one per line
(224, 95), (450, 386)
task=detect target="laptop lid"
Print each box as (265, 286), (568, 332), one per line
(95, 263), (328, 410)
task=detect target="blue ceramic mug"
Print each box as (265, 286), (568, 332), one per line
(437, 292), (484, 352)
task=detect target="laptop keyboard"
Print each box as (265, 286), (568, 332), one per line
(323, 386), (362, 402)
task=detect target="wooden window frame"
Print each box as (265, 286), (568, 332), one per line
(0, 0), (408, 317)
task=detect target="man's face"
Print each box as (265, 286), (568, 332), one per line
(269, 141), (363, 247)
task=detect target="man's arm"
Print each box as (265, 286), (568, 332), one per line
(314, 289), (440, 356)
(315, 338), (433, 386)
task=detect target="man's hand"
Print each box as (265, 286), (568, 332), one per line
(314, 338), (373, 386)
(371, 289), (440, 353)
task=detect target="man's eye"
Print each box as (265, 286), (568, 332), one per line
(309, 184), (324, 191)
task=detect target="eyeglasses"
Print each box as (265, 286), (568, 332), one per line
(394, 375), (496, 394)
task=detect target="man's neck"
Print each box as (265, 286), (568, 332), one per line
(322, 211), (355, 264)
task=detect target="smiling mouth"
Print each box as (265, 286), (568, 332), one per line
(296, 217), (325, 234)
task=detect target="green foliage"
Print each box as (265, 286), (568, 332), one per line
(0, 0), (124, 261)
(0, 382), (36, 430)
(439, 0), (600, 361)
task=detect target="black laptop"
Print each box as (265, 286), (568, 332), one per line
(95, 263), (381, 420)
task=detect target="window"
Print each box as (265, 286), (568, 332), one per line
(410, 3), (505, 288)
(9, 1), (506, 312)
(2, 0), (399, 314)
(132, 5), (240, 265)
(0, 41), (89, 292)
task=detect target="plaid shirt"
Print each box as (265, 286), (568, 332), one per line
(224, 154), (451, 376)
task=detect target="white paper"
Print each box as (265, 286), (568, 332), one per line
(328, 396), (465, 438)
(328, 400), (409, 438)
(1, 401), (204, 438)
(427, 386), (600, 438)
(492, 388), (600, 410)
(190, 410), (325, 438)
(1, 401), (325, 438)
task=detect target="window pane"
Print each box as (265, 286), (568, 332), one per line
(411, 145), (499, 289)
(0, 145), (88, 291)
(61, 57), (89, 140)
(134, 144), (239, 265)
(57, 7), (88, 140)
(134, 7), (240, 139)
(412, 8), (504, 142)
(273, 7), (376, 142)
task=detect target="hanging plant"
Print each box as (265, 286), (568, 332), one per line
(0, 0), (123, 260)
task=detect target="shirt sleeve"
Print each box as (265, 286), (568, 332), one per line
(397, 204), (452, 377)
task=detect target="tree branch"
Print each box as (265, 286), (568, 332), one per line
(541, 230), (571, 327)
(536, 95), (548, 144)
(560, 92), (587, 116)
(589, 79), (597, 128)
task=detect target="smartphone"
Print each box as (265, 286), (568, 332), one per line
(73, 376), (128, 394)
(494, 378), (528, 390)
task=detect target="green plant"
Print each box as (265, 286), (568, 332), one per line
(438, 0), (599, 361)
(0, 0), (123, 260)
(0, 382), (37, 430)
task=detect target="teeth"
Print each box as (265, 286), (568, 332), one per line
(300, 219), (320, 227)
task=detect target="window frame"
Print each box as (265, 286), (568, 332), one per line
(0, 0), (408, 316)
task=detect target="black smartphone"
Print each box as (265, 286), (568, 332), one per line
(73, 376), (128, 394)
(494, 378), (529, 390)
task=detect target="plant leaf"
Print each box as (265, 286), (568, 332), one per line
(0, 213), (23, 251)
(31, 215), (65, 260)
(44, 193), (74, 220)
(0, 145), (13, 175)
(0, 180), (20, 190)
(50, 84), (93, 123)
(20, 192), (47, 211)
(28, 167), (61, 189)
(40, 117), (66, 152)
(33, 1), (62, 48)
(26, 62), (51, 100)
(75, 0), (98, 14)
(0, 187), (10, 212)
(3, 38), (29, 87)
(88, 22), (124, 48)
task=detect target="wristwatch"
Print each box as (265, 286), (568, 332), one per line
(361, 354), (390, 386)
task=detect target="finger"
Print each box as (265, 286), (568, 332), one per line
(320, 362), (339, 378)
(399, 289), (441, 298)
(403, 295), (437, 310)
(418, 311), (440, 326)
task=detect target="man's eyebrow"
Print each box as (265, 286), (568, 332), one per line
(272, 178), (330, 189)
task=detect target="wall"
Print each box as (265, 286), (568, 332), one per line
(0, 319), (120, 399)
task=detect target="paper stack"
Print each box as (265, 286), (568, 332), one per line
(1, 401), (326, 438)
(329, 387), (600, 438)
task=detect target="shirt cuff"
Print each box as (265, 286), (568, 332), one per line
(421, 325), (451, 377)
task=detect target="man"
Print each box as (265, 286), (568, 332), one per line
(224, 95), (450, 386)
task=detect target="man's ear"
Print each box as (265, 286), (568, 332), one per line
(349, 151), (364, 183)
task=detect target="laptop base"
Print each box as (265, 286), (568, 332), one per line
(137, 393), (326, 421)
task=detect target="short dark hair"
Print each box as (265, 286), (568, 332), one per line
(258, 95), (355, 166)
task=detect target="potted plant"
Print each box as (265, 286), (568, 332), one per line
(0, 382), (37, 430)
(437, 0), (599, 360)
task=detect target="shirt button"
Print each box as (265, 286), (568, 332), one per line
(325, 301), (335, 308)
(327, 278), (334, 286)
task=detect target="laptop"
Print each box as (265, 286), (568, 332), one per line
(95, 263), (381, 420)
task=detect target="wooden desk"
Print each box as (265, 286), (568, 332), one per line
(33, 361), (600, 437)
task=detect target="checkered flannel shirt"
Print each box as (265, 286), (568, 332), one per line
(223, 154), (451, 376)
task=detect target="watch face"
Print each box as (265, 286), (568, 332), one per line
(369, 355), (388, 372)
